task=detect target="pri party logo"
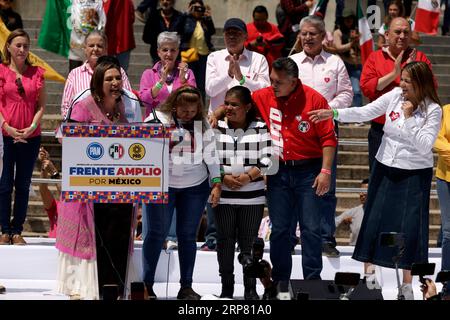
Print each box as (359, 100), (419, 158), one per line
(109, 143), (124, 160)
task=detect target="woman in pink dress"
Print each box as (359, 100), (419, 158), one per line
(0, 29), (45, 246)
(56, 57), (141, 300)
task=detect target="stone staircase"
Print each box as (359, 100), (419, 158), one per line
(19, 19), (447, 246)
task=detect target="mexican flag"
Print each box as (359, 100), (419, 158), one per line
(38, 0), (72, 58)
(357, 0), (373, 65)
(310, 0), (327, 15)
(415, 0), (441, 35)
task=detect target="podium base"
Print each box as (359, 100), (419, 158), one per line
(94, 203), (134, 299)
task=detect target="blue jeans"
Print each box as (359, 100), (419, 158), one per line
(141, 204), (177, 241)
(437, 178), (450, 270)
(345, 63), (362, 108)
(0, 136), (41, 235)
(204, 202), (217, 244)
(267, 162), (323, 280)
(319, 146), (337, 246)
(142, 179), (209, 287)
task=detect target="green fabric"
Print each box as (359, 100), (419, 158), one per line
(38, 0), (72, 57)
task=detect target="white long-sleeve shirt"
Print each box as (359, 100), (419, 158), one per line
(290, 50), (353, 109)
(205, 48), (270, 113)
(336, 87), (442, 169)
(144, 111), (221, 188)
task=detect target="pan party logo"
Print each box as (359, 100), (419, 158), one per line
(128, 143), (146, 160)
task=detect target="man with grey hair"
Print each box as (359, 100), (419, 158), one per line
(252, 57), (337, 284)
(290, 14), (353, 258)
(360, 17), (433, 172)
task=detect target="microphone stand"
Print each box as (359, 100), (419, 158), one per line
(394, 239), (406, 300)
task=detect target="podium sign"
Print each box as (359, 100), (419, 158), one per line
(61, 123), (169, 203)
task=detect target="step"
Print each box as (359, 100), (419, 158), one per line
(336, 192), (440, 210)
(419, 44), (450, 56)
(420, 35), (450, 45)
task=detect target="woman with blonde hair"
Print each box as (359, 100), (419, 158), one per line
(309, 61), (441, 300)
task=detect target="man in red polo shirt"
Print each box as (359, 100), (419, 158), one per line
(360, 17), (433, 170)
(252, 57), (337, 284)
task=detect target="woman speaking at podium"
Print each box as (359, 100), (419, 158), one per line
(56, 57), (141, 300)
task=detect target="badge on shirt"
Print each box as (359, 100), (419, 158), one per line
(298, 121), (310, 133)
(295, 115), (302, 122)
(389, 111), (400, 121)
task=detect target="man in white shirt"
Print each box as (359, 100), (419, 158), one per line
(202, 18), (270, 251)
(205, 18), (270, 113)
(290, 15), (353, 258)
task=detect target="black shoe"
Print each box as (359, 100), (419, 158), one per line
(322, 243), (340, 257)
(220, 284), (234, 299)
(177, 287), (201, 300)
(0, 284), (5, 294)
(244, 288), (260, 300)
(262, 285), (277, 300)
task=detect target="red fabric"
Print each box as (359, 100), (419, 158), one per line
(415, 8), (440, 35)
(360, 49), (433, 124)
(45, 199), (58, 238)
(253, 81), (337, 161)
(104, 0), (136, 55)
(360, 38), (373, 66)
(245, 22), (284, 69)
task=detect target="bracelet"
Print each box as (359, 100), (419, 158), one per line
(332, 109), (339, 120)
(30, 122), (37, 130)
(211, 177), (221, 185)
(320, 168), (332, 175)
(238, 76), (246, 85)
(246, 173), (253, 182)
(155, 82), (163, 89)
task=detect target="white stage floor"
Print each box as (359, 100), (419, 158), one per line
(0, 238), (443, 300)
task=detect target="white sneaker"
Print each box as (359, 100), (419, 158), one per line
(399, 283), (414, 300)
(166, 240), (178, 250)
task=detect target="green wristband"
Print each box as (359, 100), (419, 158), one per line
(31, 122), (37, 130)
(155, 82), (163, 89)
(211, 177), (221, 184)
(332, 109), (339, 120)
(239, 77), (246, 85)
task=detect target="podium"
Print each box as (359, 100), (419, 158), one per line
(61, 123), (169, 299)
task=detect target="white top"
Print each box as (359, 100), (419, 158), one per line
(144, 111), (221, 188)
(205, 48), (270, 113)
(337, 87), (442, 169)
(335, 204), (364, 246)
(290, 50), (353, 109)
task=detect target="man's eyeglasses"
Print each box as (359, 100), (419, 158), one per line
(15, 78), (25, 96)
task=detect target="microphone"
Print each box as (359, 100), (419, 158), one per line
(120, 89), (162, 124)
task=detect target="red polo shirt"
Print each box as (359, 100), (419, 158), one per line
(253, 81), (337, 161)
(360, 48), (433, 124)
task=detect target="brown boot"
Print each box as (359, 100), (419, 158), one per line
(0, 234), (10, 245)
(11, 234), (26, 245)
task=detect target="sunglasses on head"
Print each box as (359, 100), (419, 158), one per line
(15, 78), (25, 96)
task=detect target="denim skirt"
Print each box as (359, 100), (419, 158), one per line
(352, 160), (432, 270)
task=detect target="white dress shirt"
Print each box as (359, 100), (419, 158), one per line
(205, 47), (270, 113)
(337, 87), (442, 169)
(290, 50), (353, 109)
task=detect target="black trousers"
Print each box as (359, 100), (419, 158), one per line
(214, 204), (265, 288)
(94, 203), (134, 299)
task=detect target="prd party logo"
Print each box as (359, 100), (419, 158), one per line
(86, 142), (104, 160)
(128, 143), (146, 160)
(109, 143), (124, 160)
